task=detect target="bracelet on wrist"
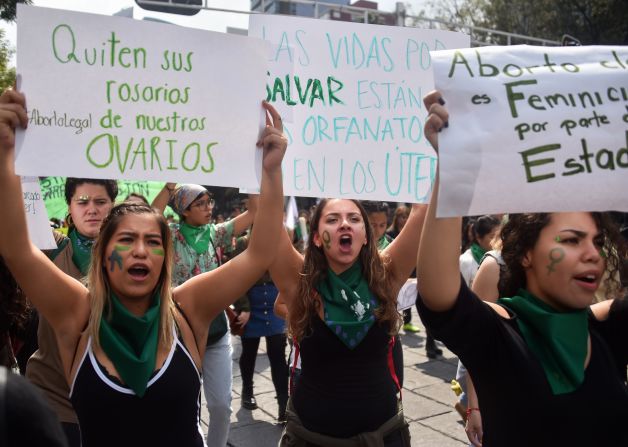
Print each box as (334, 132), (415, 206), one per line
(466, 407), (480, 417)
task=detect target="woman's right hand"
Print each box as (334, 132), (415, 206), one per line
(423, 90), (448, 153)
(257, 101), (287, 173)
(0, 89), (28, 152)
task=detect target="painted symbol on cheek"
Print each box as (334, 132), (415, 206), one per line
(108, 249), (123, 272)
(322, 231), (331, 250)
(152, 248), (164, 256)
(546, 247), (565, 274)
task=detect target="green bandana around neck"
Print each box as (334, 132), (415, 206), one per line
(99, 290), (162, 397)
(180, 222), (212, 254)
(315, 262), (377, 349)
(470, 243), (487, 265)
(498, 288), (588, 395)
(377, 235), (390, 251)
(69, 228), (95, 276)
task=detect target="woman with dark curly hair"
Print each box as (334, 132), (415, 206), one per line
(270, 198), (427, 446)
(416, 90), (628, 446)
(0, 256), (33, 374)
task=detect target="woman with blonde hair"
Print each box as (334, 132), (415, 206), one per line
(0, 89), (287, 447)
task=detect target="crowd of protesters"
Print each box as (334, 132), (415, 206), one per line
(0, 80), (627, 447)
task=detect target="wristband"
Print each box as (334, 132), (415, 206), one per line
(466, 407), (480, 418)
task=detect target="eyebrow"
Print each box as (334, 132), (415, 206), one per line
(117, 231), (162, 239)
(559, 229), (601, 238)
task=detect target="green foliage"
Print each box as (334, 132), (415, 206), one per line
(0, 28), (14, 92)
(0, 0), (32, 22)
(426, 0), (628, 45)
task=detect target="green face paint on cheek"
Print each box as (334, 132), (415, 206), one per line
(152, 248), (164, 256)
(107, 249), (123, 272)
(115, 245), (131, 251)
(322, 230), (331, 250)
(546, 247), (565, 274)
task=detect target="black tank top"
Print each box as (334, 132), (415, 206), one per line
(70, 334), (204, 447)
(292, 315), (398, 438)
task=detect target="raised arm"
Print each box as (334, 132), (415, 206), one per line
(0, 89), (89, 338)
(416, 91), (462, 312)
(229, 194), (259, 237)
(382, 203), (428, 292)
(174, 101), (287, 327)
(151, 182), (176, 214)
(268, 227), (304, 311)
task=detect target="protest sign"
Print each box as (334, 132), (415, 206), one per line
(15, 5), (269, 189)
(249, 14), (469, 203)
(432, 45), (628, 217)
(21, 177), (56, 249)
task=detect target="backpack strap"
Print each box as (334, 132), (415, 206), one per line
(388, 336), (402, 400)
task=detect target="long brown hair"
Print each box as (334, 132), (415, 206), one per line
(500, 212), (626, 300)
(290, 199), (400, 342)
(87, 202), (175, 350)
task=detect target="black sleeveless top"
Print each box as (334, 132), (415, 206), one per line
(70, 335), (204, 447)
(292, 315), (398, 438)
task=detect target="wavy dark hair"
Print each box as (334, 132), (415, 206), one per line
(290, 199), (400, 343)
(0, 257), (31, 340)
(500, 212), (626, 300)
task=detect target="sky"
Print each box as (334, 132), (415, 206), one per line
(2, 0), (425, 66)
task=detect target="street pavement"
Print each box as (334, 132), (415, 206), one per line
(200, 314), (470, 447)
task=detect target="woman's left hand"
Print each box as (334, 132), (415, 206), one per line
(257, 101), (287, 172)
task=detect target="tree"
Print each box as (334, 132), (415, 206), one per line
(0, 28), (14, 92)
(425, 0), (628, 45)
(0, 0), (32, 22)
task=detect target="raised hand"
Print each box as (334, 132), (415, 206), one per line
(257, 101), (287, 172)
(0, 89), (28, 152)
(423, 90), (448, 153)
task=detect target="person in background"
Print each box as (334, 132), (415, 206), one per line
(27, 176), (118, 447)
(151, 183), (258, 447)
(124, 193), (149, 205)
(384, 204), (423, 335)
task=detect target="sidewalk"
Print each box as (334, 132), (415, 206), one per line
(200, 318), (469, 447)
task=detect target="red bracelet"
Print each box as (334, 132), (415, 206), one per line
(466, 407), (480, 417)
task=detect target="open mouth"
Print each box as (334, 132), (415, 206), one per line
(339, 235), (352, 251)
(574, 273), (599, 290)
(128, 265), (150, 280)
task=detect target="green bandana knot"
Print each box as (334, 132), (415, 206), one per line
(180, 222), (212, 254)
(315, 262), (377, 349)
(498, 288), (588, 395)
(69, 228), (94, 276)
(99, 290), (162, 397)
(470, 243), (487, 265)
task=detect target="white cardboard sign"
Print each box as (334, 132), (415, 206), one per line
(22, 177), (56, 250)
(432, 45), (628, 217)
(249, 14), (469, 203)
(15, 5), (270, 189)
